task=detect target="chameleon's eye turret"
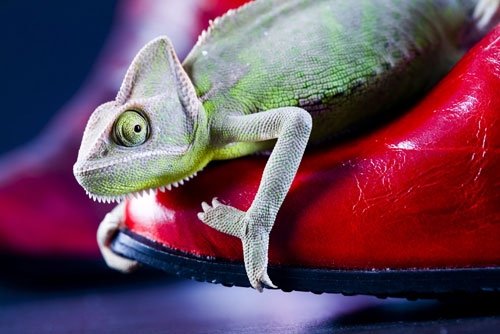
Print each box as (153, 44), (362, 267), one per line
(113, 110), (150, 147)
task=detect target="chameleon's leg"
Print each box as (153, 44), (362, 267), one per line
(198, 107), (312, 291)
(97, 202), (140, 273)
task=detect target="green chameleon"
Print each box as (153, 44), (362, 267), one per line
(74, 0), (499, 291)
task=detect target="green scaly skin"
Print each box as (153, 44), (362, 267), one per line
(74, 0), (498, 291)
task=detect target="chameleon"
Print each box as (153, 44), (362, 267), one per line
(74, 0), (500, 291)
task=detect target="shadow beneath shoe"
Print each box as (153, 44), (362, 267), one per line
(313, 295), (500, 333)
(0, 253), (176, 294)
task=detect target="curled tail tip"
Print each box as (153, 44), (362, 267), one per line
(474, 0), (500, 30)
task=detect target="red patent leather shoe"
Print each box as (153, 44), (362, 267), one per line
(111, 26), (500, 297)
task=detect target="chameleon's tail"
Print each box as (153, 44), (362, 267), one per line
(474, 0), (500, 31)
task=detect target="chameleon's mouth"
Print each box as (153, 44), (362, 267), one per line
(85, 169), (202, 204)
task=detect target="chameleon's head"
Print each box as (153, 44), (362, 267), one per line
(73, 36), (210, 203)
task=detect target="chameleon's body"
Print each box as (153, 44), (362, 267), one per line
(74, 0), (498, 291)
(188, 0), (470, 146)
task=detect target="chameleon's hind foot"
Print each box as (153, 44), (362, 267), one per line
(197, 198), (277, 291)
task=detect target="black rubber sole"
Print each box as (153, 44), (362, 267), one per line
(111, 228), (500, 299)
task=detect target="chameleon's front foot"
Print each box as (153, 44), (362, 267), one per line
(241, 222), (277, 292)
(198, 199), (277, 291)
(97, 202), (141, 273)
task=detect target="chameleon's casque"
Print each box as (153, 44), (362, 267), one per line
(74, 0), (500, 290)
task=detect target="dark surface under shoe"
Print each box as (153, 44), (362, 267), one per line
(1, 272), (500, 334)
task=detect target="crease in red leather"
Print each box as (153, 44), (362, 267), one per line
(125, 26), (500, 270)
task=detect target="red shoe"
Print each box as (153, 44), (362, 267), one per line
(111, 25), (500, 297)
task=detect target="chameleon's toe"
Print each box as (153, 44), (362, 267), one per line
(211, 197), (222, 207)
(97, 213), (141, 273)
(201, 201), (211, 212)
(197, 199), (246, 237)
(200, 197), (222, 214)
(97, 202), (141, 273)
(100, 245), (141, 273)
(249, 270), (278, 292)
(262, 272), (277, 289)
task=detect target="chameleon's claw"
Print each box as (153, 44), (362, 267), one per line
(249, 273), (276, 292)
(201, 201), (211, 212)
(253, 280), (264, 293)
(262, 272), (277, 289)
(248, 271), (276, 292)
(212, 197), (222, 207)
(197, 200), (245, 237)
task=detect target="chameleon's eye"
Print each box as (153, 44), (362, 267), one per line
(113, 110), (150, 147)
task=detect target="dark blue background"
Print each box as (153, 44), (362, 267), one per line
(0, 0), (117, 154)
